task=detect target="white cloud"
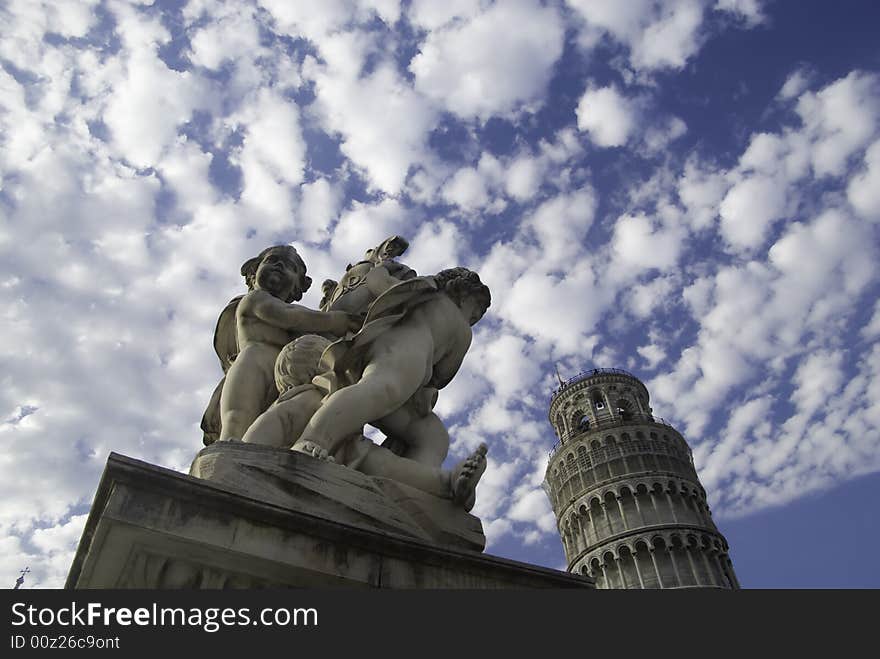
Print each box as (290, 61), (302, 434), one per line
(189, 4), (262, 70)
(496, 263), (607, 355)
(861, 301), (880, 341)
(628, 276), (676, 318)
(328, 198), (413, 264)
(405, 220), (466, 275)
(847, 139), (880, 221)
(568, 0), (710, 71)
(795, 70), (880, 178)
(612, 212), (684, 273)
(505, 154), (546, 202)
(158, 138), (218, 216)
(718, 174), (788, 250)
(714, 0), (766, 26)
(635, 0), (704, 70)
(644, 115), (688, 152)
(576, 84), (638, 148)
(507, 488), (554, 527)
(408, 0), (480, 31)
(442, 166), (490, 212)
(653, 207), (877, 441)
(790, 350), (844, 418)
(103, 50), (214, 169)
(778, 67), (812, 101)
(298, 178), (343, 243)
(307, 32), (437, 193)
(525, 189), (597, 262)
(411, 0), (565, 120)
(677, 158), (725, 230)
(637, 343), (667, 370)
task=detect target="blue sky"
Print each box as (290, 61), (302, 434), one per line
(1, 0), (879, 588)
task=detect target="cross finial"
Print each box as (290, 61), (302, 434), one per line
(14, 567), (30, 590)
(554, 363), (565, 387)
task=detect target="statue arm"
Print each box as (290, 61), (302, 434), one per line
(365, 264), (404, 297)
(430, 331), (471, 390)
(251, 293), (350, 335)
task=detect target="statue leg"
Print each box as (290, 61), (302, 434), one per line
(219, 345), (279, 441)
(357, 442), (489, 510)
(241, 389), (323, 448)
(374, 410), (449, 467)
(357, 444), (450, 498)
(295, 343), (429, 455)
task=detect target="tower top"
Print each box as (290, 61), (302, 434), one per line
(549, 367), (649, 417)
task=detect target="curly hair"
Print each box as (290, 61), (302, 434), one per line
(240, 245), (312, 301)
(433, 267), (491, 318)
(274, 334), (331, 393)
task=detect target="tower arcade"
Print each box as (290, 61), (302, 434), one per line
(544, 368), (739, 589)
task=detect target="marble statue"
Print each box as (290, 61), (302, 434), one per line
(217, 245), (359, 441)
(201, 238), (492, 511)
(241, 334), (487, 511)
(321, 235), (416, 314)
(291, 267), (491, 464)
(318, 278), (338, 311)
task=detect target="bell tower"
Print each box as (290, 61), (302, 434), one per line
(544, 368), (739, 589)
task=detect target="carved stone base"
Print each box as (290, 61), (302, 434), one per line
(189, 441), (486, 552)
(66, 452), (594, 589)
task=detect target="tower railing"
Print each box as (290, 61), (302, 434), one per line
(548, 413), (676, 457)
(550, 367), (642, 404)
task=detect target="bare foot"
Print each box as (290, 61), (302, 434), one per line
(291, 439), (336, 463)
(450, 443), (488, 512)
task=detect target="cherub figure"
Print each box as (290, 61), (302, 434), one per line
(291, 267), (491, 462)
(242, 334), (488, 510)
(218, 245), (357, 441)
(323, 235), (416, 314)
(318, 278), (338, 311)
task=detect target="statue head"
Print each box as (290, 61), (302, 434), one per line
(365, 235), (409, 264)
(241, 245), (312, 302)
(274, 334), (331, 393)
(433, 267), (491, 326)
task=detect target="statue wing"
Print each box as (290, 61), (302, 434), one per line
(200, 377), (225, 445)
(200, 295), (244, 445)
(214, 295), (243, 372)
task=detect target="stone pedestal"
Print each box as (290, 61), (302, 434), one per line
(66, 448), (594, 589)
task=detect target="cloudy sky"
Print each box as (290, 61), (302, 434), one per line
(1, 0), (878, 588)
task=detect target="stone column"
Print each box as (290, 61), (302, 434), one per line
(632, 491), (647, 526)
(649, 488), (661, 522)
(601, 501), (614, 535)
(649, 549), (664, 589)
(617, 558), (627, 589)
(600, 562), (609, 589)
(579, 514), (591, 550)
(712, 552), (729, 588)
(616, 495), (628, 531)
(667, 546), (683, 588)
(725, 556), (741, 589)
(665, 490), (679, 523)
(685, 546), (701, 586)
(631, 552), (646, 589)
(587, 509), (598, 545)
(700, 550), (717, 587)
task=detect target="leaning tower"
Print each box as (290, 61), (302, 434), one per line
(543, 368), (739, 589)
